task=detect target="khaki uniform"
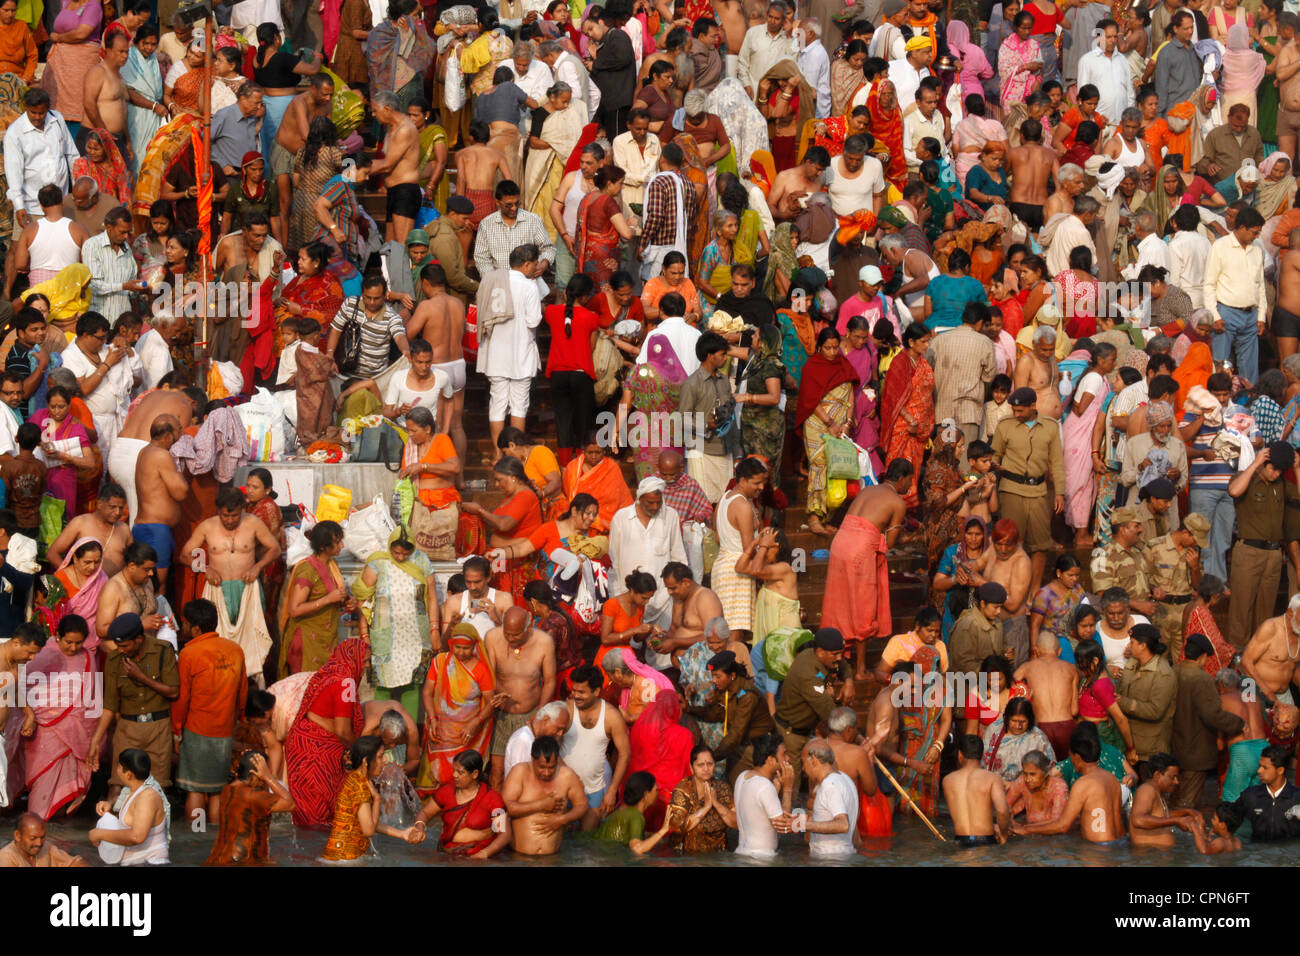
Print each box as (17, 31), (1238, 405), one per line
(949, 607), (1006, 676)
(686, 676), (775, 784)
(773, 648), (850, 791)
(1116, 653), (1177, 761)
(1143, 534), (1196, 662)
(1089, 541), (1149, 598)
(1229, 473), (1300, 645)
(103, 637), (180, 787)
(1133, 500), (1173, 543)
(992, 416), (1067, 554)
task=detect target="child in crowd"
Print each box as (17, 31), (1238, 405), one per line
(983, 374), (1013, 441)
(0, 423), (47, 539)
(960, 439), (998, 523)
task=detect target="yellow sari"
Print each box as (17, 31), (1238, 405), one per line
(523, 100), (588, 239)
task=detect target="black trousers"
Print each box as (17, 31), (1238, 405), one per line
(598, 105), (630, 140)
(550, 370), (596, 452)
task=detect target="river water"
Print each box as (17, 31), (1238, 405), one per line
(39, 814), (1295, 867)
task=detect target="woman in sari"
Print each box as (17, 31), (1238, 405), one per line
(523, 83), (589, 233)
(278, 520), (353, 678)
(498, 492), (604, 609)
(73, 128), (131, 206)
(866, 78), (906, 190)
(999, 11), (1043, 111)
(922, 425), (968, 576)
(948, 21), (994, 105)
(29, 385), (93, 517)
(1056, 246), (1099, 339)
(410, 749), (509, 857)
(497, 426), (567, 518)
(776, 272), (816, 382)
(576, 165), (633, 287)
(332, 0), (373, 93)
(1092, 366), (1138, 544)
(22, 617), (97, 819)
(291, 117), (344, 252)
(880, 323), (935, 508)
(718, 175), (770, 266)
(797, 328), (859, 535)
(952, 94), (1009, 189)
(667, 744), (736, 853)
(1222, 23), (1266, 123)
(1074, 638), (1138, 759)
(562, 439), (631, 535)
(1064, 342), (1115, 547)
(621, 332), (688, 479)
(1029, 554), (1087, 660)
(42, 0), (101, 138)
(122, 25), (165, 176)
(461, 456), (544, 603)
(34, 537), (107, 645)
(757, 58), (815, 173)
(131, 199), (172, 271)
(981, 698), (1055, 782)
(278, 242), (345, 357)
(931, 518), (992, 638)
(896, 644), (951, 816)
(830, 40), (868, 117)
(1181, 576), (1235, 678)
(285, 636), (369, 827)
(415, 622), (495, 795)
(1257, 151), (1297, 219)
(1173, 341), (1213, 416)
(739, 324), (786, 467)
(1256, 0), (1283, 147)
(696, 210), (738, 320)
(843, 316), (883, 471)
(763, 222), (800, 304)
(628, 690), (693, 829)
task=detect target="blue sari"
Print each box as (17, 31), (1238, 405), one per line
(121, 44), (163, 176)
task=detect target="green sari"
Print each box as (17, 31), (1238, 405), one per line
(420, 124), (450, 212)
(1260, 30), (1280, 146)
(763, 222), (798, 301)
(734, 208), (762, 266)
(740, 325), (786, 466)
(353, 535), (434, 713)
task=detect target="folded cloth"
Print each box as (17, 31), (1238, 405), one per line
(1185, 385), (1222, 426)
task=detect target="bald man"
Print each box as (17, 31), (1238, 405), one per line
(0, 813), (86, 866)
(484, 607), (557, 789)
(110, 385), (197, 524)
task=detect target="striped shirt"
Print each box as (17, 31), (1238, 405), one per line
(473, 210), (556, 277)
(1181, 411), (1234, 490)
(331, 298), (406, 379)
(82, 232), (138, 323)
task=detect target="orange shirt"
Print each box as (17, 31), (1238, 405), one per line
(414, 433), (460, 508)
(601, 595), (644, 635)
(496, 487), (542, 539)
(171, 632), (248, 738)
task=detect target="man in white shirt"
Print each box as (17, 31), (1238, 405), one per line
(475, 243), (544, 449)
(0, 373), (23, 456)
(871, 0), (908, 60)
(380, 338), (453, 429)
(502, 701), (571, 780)
(134, 313), (180, 394)
(803, 739), (859, 857)
(2, 88), (77, 242)
(734, 734), (794, 859)
(888, 35), (933, 110)
(826, 133), (887, 219)
(537, 40), (601, 117)
(737, 0), (797, 99)
(82, 208), (148, 324)
(1203, 206), (1268, 384)
(612, 109), (661, 225)
(507, 42), (555, 111)
(903, 76), (948, 174)
(608, 477), (687, 665)
(1166, 204), (1211, 309)
(1122, 209), (1171, 280)
(60, 312), (132, 454)
(1075, 18), (1132, 123)
(1043, 195), (1100, 277)
(796, 18), (832, 119)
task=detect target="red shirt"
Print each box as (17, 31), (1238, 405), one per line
(171, 632), (248, 738)
(544, 304), (608, 378)
(591, 288), (646, 329)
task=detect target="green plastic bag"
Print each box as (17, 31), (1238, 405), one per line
(394, 477), (415, 527)
(39, 494), (64, 548)
(824, 435), (860, 480)
(762, 627), (815, 682)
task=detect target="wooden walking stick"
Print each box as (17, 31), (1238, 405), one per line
(874, 756), (948, 843)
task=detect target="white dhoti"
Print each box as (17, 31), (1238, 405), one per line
(640, 587), (675, 670)
(107, 436), (149, 524)
(203, 579), (273, 684)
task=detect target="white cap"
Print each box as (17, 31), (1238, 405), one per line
(858, 264), (883, 285)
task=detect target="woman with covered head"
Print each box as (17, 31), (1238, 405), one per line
(415, 622), (496, 796)
(603, 646), (673, 725)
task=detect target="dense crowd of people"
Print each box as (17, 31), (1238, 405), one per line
(2, 0), (1300, 868)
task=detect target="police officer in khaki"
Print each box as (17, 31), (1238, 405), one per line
(1227, 442), (1300, 646)
(772, 628), (854, 791)
(950, 581), (1010, 674)
(1089, 506), (1157, 617)
(1134, 477), (1176, 542)
(1142, 514), (1210, 662)
(992, 387), (1066, 593)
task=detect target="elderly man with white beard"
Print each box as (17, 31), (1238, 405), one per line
(607, 476), (687, 669)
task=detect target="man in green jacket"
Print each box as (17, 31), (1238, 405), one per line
(1118, 623), (1178, 776)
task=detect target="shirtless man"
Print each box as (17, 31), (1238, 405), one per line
(370, 90), (422, 244)
(96, 542), (163, 644)
(1218, 668), (1270, 801)
(1241, 596), (1300, 708)
(273, 74), (334, 242)
(824, 707), (887, 839)
(407, 269), (469, 472)
(454, 121), (513, 253)
(660, 561), (724, 660)
(1277, 227), (1300, 363)
(110, 385), (198, 524)
(502, 735), (588, 855)
(47, 483), (131, 576)
(1042, 163), (1087, 223)
(0, 626), (39, 757)
(213, 213), (283, 281)
(441, 555), (513, 646)
(1015, 726), (1127, 843)
(1129, 753), (1202, 847)
(131, 415), (189, 588)
(1014, 327), (1062, 419)
(181, 488), (280, 674)
(878, 234), (938, 318)
(563, 664), (632, 829)
(1007, 120), (1058, 232)
(360, 701), (421, 775)
(1014, 631), (1078, 759)
(82, 31), (130, 162)
(975, 522), (1032, 664)
(1102, 107), (1155, 178)
(714, 0), (748, 69)
(943, 735), (1011, 846)
(485, 607), (557, 790)
(768, 146), (829, 222)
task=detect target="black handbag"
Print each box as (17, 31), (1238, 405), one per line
(334, 299), (364, 375)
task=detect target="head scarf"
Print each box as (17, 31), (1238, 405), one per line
(866, 79), (906, 188)
(794, 341), (860, 427)
(1173, 342), (1213, 416)
(1146, 400), (1175, 429)
(641, 332), (689, 384)
(636, 475), (667, 498)
(76, 129), (129, 206)
(1096, 162), (1127, 199)
(879, 204), (907, 228)
(763, 222), (799, 300)
(294, 637), (369, 730)
(448, 622), (480, 645)
(1221, 24), (1265, 92)
(45, 536), (110, 649)
(1257, 151), (1297, 219)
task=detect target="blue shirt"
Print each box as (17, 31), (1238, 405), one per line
(925, 274), (988, 331)
(210, 103), (261, 172)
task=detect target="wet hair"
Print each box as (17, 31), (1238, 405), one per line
(307, 520), (344, 553)
(623, 770), (657, 805)
(246, 689), (276, 718)
(1069, 722), (1102, 763)
(1073, 638), (1106, 684)
(216, 487), (246, 511)
(569, 664), (604, 692)
(344, 735), (384, 772)
(236, 749), (267, 781)
(959, 734), (984, 760)
(531, 735), (560, 761)
(661, 560), (693, 582)
(1146, 752), (1177, 776)
(123, 542), (157, 567)
(624, 570), (657, 594)
(118, 748), (152, 781)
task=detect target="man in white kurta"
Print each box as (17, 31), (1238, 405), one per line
(475, 252), (543, 438)
(59, 322), (132, 454)
(607, 477), (687, 669)
(1075, 21), (1133, 123)
(1043, 207), (1099, 277)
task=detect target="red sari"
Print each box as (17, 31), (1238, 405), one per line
(284, 638), (367, 827)
(562, 455), (632, 534)
(432, 782), (506, 855)
(880, 351), (934, 506)
(867, 80), (907, 190)
(576, 190), (623, 287)
(627, 692), (692, 830)
(22, 640), (97, 819)
(277, 271), (345, 359)
(1182, 603), (1235, 677)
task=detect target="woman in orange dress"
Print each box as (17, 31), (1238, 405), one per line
(497, 426), (567, 518)
(561, 439), (632, 535)
(461, 457), (544, 603)
(598, 571), (657, 673)
(414, 623), (496, 796)
(320, 735), (417, 861)
(879, 322), (935, 507)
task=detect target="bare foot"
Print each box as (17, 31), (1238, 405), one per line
(1073, 532), (1095, 549)
(807, 515), (829, 536)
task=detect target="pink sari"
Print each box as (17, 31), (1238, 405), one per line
(1063, 356), (1110, 529)
(22, 638), (98, 819)
(37, 535), (109, 649)
(999, 33), (1042, 110)
(618, 652), (674, 723)
(953, 115), (1009, 188)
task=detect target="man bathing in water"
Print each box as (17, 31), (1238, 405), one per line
(1241, 593), (1300, 708)
(1014, 631), (1078, 759)
(943, 735), (1011, 846)
(485, 606), (556, 790)
(370, 91), (423, 244)
(502, 735), (587, 855)
(1014, 725), (1127, 843)
(1129, 753), (1203, 848)
(132, 415), (190, 589)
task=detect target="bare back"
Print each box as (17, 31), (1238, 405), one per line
(1008, 145), (1053, 205)
(134, 444), (184, 526)
(407, 292), (465, 363)
(1280, 249), (1300, 317)
(456, 143), (511, 193)
(845, 483), (905, 541)
(715, 0), (746, 53)
(120, 391), (193, 440)
(1016, 657), (1077, 722)
(943, 764), (1001, 837)
(384, 119), (420, 187)
(1071, 768), (1126, 842)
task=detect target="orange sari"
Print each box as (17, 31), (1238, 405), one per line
(415, 634), (495, 796)
(562, 456), (632, 534)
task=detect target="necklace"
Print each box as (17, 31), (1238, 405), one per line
(1287, 623), (1300, 661)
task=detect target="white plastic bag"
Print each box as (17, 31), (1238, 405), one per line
(682, 520), (705, 582)
(444, 45), (466, 112)
(343, 495), (397, 562)
(237, 387), (290, 461)
(285, 525), (311, 567)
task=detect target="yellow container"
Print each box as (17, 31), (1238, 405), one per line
(315, 485), (353, 523)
